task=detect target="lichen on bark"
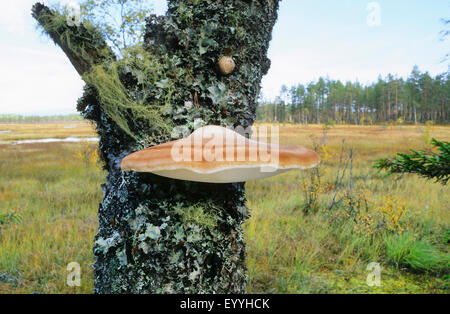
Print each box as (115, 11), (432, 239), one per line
(33, 0), (280, 293)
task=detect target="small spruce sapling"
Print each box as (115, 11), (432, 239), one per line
(374, 139), (450, 185)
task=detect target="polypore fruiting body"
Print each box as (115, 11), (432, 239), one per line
(218, 56), (235, 75)
(121, 126), (320, 183)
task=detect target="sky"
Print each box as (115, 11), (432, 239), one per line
(0, 0), (449, 115)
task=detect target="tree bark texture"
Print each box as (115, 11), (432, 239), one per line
(33, 0), (280, 293)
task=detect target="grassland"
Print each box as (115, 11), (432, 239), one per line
(0, 122), (96, 143)
(0, 122), (448, 293)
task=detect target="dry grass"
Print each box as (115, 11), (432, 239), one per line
(0, 140), (103, 293)
(0, 122), (448, 294)
(246, 123), (449, 293)
(0, 122), (97, 143)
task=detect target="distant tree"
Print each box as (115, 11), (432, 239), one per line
(279, 85), (289, 122)
(316, 77), (326, 124)
(353, 81), (363, 124)
(80, 0), (152, 54)
(289, 85), (298, 122)
(374, 139), (450, 185)
(344, 81), (354, 123)
(255, 65), (449, 125)
(293, 84), (306, 123)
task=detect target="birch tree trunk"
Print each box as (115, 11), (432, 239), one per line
(32, 0), (280, 293)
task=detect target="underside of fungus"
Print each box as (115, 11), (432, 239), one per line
(121, 126), (320, 183)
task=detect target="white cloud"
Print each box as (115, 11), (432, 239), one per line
(0, 1), (86, 115)
(0, 44), (84, 115)
(261, 32), (448, 100)
(0, 0), (34, 34)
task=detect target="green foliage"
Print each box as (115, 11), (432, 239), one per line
(0, 212), (22, 226)
(442, 230), (450, 244)
(384, 233), (449, 273)
(80, 0), (152, 54)
(374, 138), (450, 185)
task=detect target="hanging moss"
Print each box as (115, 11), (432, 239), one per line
(35, 4), (174, 140)
(83, 58), (171, 139)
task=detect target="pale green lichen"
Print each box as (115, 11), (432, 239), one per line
(174, 202), (219, 231)
(139, 223), (161, 241)
(95, 232), (122, 255)
(116, 248), (128, 266)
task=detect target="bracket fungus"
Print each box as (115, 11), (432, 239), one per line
(218, 56), (236, 75)
(121, 126), (320, 183)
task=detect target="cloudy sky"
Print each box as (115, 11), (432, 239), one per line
(0, 0), (448, 115)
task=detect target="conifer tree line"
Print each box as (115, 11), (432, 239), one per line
(257, 66), (450, 125)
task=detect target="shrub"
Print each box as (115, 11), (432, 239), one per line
(75, 142), (99, 167)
